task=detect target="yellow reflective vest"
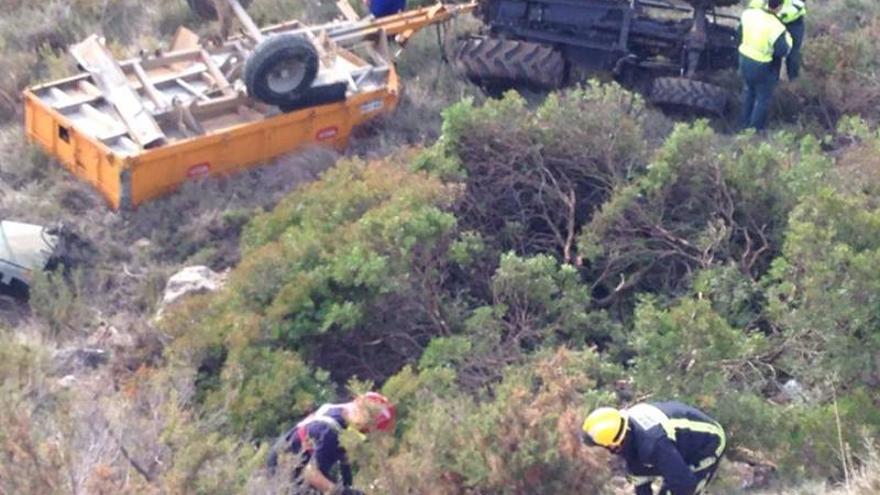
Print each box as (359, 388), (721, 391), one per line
(739, 8), (791, 63)
(748, 0), (806, 24)
(779, 0), (806, 24)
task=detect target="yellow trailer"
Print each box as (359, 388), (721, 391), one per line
(23, 1), (474, 209)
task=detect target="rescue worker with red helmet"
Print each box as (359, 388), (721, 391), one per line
(582, 401), (726, 495)
(267, 392), (396, 494)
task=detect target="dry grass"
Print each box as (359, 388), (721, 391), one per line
(348, 14), (484, 157)
(747, 447), (880, 495)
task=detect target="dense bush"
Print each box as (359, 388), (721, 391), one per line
(162, 157), (463, 437)
(446, 252), (620, 389)
(421, 84), (654, 263)
(783, 0), (880, 126)
(579, 121), (830, 307)
(352, 348), (619, 494)
(764, 186), (880, 390)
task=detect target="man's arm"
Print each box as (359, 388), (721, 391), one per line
(774, 31), (793, 58)
(303, 462), (339, 493)
(651, 438), (699, 495)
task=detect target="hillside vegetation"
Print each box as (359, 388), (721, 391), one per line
(1, 0), (880, 494)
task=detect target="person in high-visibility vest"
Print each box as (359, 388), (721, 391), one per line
(751, 0), (807, 80)
(778, 0), (807, 80)
(738, 0), (792, 130)
(266, 392), (396, 494)
(582, 401), (727, 495)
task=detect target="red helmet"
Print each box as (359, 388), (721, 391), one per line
(361, 392), (396, 433)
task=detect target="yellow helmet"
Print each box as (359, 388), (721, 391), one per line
(581, 407), (628, 448)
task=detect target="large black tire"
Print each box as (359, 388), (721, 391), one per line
(186, 0), (253, 20)
(454, 37), (565, 91)
(649, 77), (730, 116)
(244, 34), (320, 107)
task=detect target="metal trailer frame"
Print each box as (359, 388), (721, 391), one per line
(23, 1), (475, 209)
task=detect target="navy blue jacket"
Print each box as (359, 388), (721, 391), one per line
(620, 402), (726, 495)
(267, 405), (353, 486)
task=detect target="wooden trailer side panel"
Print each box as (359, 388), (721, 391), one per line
(24, 92), (124, 209)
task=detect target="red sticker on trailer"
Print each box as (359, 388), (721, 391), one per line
(316, 127), (339, 141)
(187, 162), (211, 178)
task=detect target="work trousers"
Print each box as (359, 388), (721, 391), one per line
(785, 17), (805, 80)
(740, 55), (779, 131)
(657, 454), (724, 495)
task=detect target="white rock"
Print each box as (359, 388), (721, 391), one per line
(133, 238), (151, 250)
(58, 375), (77, 388)
(780, 379), (808, 404)
(157, 266), (225, 317)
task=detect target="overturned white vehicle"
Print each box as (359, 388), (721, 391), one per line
(0, 221), (61, 292)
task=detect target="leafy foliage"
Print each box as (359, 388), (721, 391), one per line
(423, 84), (651, 263)
(765, 186), (880, 390)
(451, 253), (619, 389)
(163, 157), (461, 437)
(579, 121), (830, 307)
(353, 348), (619, 494)
(630, 296), (769, 404)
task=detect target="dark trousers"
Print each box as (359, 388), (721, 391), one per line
(785, 17), (805, 80)
(658, 456), (724, 495)
(739, 55), (779, 131)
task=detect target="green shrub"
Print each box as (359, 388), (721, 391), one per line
(427, 252), (622, 389)
(423, 83), (652, 263)
(208, 347), (332, 438)
(630, 296), (769, 405)
(352, 348), (619, 494)
(165, 157), (463, 436)
(764, 186), (880, 390)
(579, 121), (830, 307)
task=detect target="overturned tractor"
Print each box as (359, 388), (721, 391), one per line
(455, 0), (740, 115)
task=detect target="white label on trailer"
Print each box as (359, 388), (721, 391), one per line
(360, 99), (383, 114)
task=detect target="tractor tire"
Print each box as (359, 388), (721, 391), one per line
(187, 0), (253, 20)
(649, 77), (730, 116)
(454, 37), (565, 91)
(244, 34), (319, 107)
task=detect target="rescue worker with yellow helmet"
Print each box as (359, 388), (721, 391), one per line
(582, 401), (726, 495)
(738, 0), (792, 130)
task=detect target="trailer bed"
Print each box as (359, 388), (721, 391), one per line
(23, 27), (399, 209)
(22, 2), (477, 209)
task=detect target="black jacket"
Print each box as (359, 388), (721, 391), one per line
(619, 401), (726, 495)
